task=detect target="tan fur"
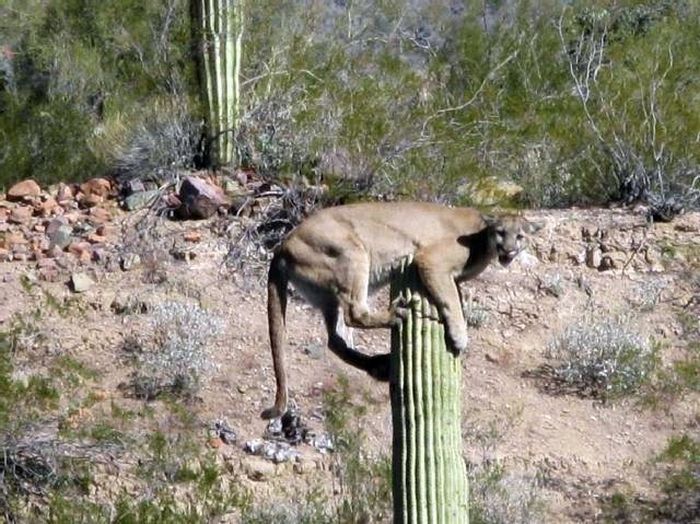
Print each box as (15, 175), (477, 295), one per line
(261, 202), (541, 419)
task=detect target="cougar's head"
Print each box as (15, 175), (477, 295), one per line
(485, 215), (543, 267)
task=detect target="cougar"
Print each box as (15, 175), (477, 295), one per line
(261, 201), (541, 419)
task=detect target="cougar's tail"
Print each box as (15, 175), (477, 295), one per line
(260, 253), (289, 419)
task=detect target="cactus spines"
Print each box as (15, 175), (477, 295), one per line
(194, 0), (243, 167)
(390, 258), (469, 523)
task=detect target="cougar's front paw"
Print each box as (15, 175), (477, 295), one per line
(367, 354), (391, 382)
(447, 328), (468, 356)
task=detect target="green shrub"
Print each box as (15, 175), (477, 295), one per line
(546, 315), (658, 397)
(132, 301), (224, 399)
(468, 461), (544, 524)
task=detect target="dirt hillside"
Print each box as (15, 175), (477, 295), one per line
(1, 180), (698, 522)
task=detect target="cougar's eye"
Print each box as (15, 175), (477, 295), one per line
(496, 228), (505, 236)
(516, 233), (524, 241)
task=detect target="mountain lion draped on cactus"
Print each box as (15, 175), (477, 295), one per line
(261, 201), (542, 419)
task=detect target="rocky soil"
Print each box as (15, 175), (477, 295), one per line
(1, 176), (698, 522)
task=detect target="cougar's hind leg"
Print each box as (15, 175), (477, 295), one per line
(323, 304), (390, 382)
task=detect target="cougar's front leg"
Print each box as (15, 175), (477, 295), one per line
(415, 253), (468, 355)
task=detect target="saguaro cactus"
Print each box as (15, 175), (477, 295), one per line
(390, 259), (469, 523)
(192, 0), (244, 167)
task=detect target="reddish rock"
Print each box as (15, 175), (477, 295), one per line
(7, 179), (41, 202)
(46, 245), (65, 258)
(63, 212), (82, 224)
(11, 243), (29, 260)
(38, 265), (60, 282)
(86, 233), (107, 244)
(68, 240), (92, 258)
(88, 207), (112, 225)
(184, 230), (202, 243)
(5, 231), (28, 248)
(30, 234), (50, 253)
(78, 192), (103, 208)
(33, 223), (46, 233)
(95, 224), (115, 237)
(207, 437), (224, 449)
(80, 178), (112, 199)
(0, 207), (9, 222)
(9, 206), (33, 224)
(36, 196), (59, 217)
(56, 183), (75, 205)
(0, 248), (10, 262)
(175, 176), (230, 220)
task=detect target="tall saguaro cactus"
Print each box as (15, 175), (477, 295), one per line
(192, 0), (243, 167)
(390, 259), (469, 523)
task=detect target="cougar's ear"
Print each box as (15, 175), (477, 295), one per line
(524, 220), (544, 234)
(482, 214), (499, 229)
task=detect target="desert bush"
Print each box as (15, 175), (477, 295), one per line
(241, 491), (328, 524)
(322, 375), (393, 523)
(468, 461), (544, 524)
(545, 315), (657, 397)
(133, 301), (224, 399)
(104, 99), (202, 186)
(0, 0), (194, 188)
(1, 0), (698, 207)
(463, 292), (488, 329)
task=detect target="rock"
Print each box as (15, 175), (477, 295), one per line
(46, 245), (64, 259)
(585, 246), (602, 269)
(56, 183), (75, 205)
(5, 231), (28, 249)
(120, 253), (141, 271)
(80, 178), (112, 199)
(70, 272), (94, 293)
(30, 235), (50, 255)
(244, 439), (299, 464)
(68, 241), (92, 262)
(124, 179), (146, 195)
(37, 259), (60, 282)
(175, 176), (229, 220)
(598, 253), (627, 272)
(9, 206), (33, 225)
(0, 207), (9, 222)
(123, 190), (160, 211)
(7, 179), (41, 202)
(0, 248), (10, 262)
(183, 230), (201, 243)
(207, 437), (224, 449)
(86, 233), (107, 244)
(88, 207), (112, 225)
(243, 456), (277, 481)
(35, 196), (59, 217)
(211, 419), (237, 445)
(48, 223), (73, 250)
(79, 193), (103, 208)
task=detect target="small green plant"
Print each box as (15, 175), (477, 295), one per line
(468, 461), (545, 524)
(321, 375), (393, 523)
(241, 490), (329, 524)
(630, 278), (666, 311)
(464, 292), (489, 329)
(546, 315), (658, 397)
(132, 301), (224, 399)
